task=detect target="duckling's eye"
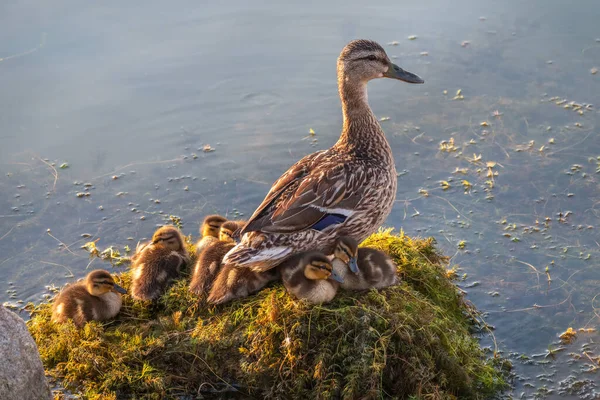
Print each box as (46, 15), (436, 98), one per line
(367, 55), (377, 61)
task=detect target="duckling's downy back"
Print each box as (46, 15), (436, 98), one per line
(131, 226), (189, 301)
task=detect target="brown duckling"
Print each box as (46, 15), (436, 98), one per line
(189, 221), (239, 296)
(279, 252), (344, 304)
(130, 226), (190, 301)
(195, 215), (228, 255)
(332, 236), (398, 290)
(51, 269), (127, 327)
(206, 251), (279, 305)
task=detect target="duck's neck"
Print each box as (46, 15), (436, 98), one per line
(335, 75), (391, 158)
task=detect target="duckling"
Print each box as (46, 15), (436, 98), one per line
(130, 225), (190, 301)
(206, 259), (279, 305)
(278, 252), (343, 304)
(195, 214), (228, 255)
(189, 221), (239, 296)
(51, 269), (127, 327)
(332, 236), (398, 290)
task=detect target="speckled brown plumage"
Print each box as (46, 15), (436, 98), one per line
(222, 39), (423, 273)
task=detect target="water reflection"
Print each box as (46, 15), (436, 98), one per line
(1, 0), (599, 397)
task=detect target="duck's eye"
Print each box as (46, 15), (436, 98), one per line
(367, 55), (377, 61)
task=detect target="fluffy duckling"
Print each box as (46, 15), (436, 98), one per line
(130, 226), (190, 301)
(189, 221), (239, 296)
(332, 236), (398, 290)
(195, 215), (228, 255)
(206, 260), (279, 305)
(51, 269), (126, 327)
(279, 252), (344, 304)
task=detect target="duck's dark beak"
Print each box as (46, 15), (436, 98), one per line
(384, 62), (424, 84)
(330, 270), (344, 283)
(348, 257), (360, 274)
(113, 283), (127, 294)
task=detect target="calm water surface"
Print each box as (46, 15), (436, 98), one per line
(1, 0), (599, 397)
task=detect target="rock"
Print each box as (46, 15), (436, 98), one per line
(0, 306), (51, 400)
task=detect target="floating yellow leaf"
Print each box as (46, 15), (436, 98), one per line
(467, 153), (482, 163)
(418, 189), (429, 197)
(486, 161), (496, 168)
(559, 327), (577, 344)
(462, 180), (472, 189)
(480, 121), (489, 127)
(453, 167), (468, 174)
(309, 128), (316, 136)
(408, 35), (418, 40)
(440, 181), (451, 190)
(439, 137), (458, 152)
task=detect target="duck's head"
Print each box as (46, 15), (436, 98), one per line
(152, 226), (185, 251)
(201, 215), (228, 238)
(85, 269), (127, 296)
(337, 39), (424, 84)
(302, 252), (344, 283)
(334, 236), (360, 274)
(219, 221), (240, 243)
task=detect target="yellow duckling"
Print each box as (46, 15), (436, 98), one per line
(279, 252), (344, 304)
(189, 221), (239, 296)
(332, 236), (398, 290)
(130, 226), (190, 301)
(51, 269), (126, 327)
(195, 215), (228, 255)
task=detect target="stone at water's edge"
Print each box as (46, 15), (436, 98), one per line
(0, 306), (51, 400)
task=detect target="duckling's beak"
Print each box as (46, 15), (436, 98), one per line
(112, 284), (127, 294)
(384, 62), (424, 84)
(330, 270), (344, 283)
(348, 257), (359, 274)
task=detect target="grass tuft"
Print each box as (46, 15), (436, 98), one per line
(27, 229), (509, 399)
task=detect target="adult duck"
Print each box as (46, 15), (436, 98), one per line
(224, 39), (423, 272)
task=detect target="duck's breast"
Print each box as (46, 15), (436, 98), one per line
(99, 292), (122, 319)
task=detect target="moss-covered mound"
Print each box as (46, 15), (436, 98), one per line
(27, 230), (508, 399)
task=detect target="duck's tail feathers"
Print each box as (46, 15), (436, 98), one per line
(223, 242), (292, 272)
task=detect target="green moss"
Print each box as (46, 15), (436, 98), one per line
(27, 230), (508, 399)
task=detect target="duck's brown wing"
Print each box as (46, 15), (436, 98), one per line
(241, 151), (363, 234)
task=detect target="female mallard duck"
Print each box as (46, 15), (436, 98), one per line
(51, 269), (127, 327)
(195, 215), (228, 255)
(331, 236), (398, 290)
(279, 252), (344, 304)
(223, 39), (423, 273)
(130, 226), (190, 301)
(189, 221), (240, 296)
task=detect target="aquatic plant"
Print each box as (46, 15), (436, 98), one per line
(27, 230), (508, 399)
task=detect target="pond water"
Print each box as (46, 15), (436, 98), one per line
(1, 0), (599, 397)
